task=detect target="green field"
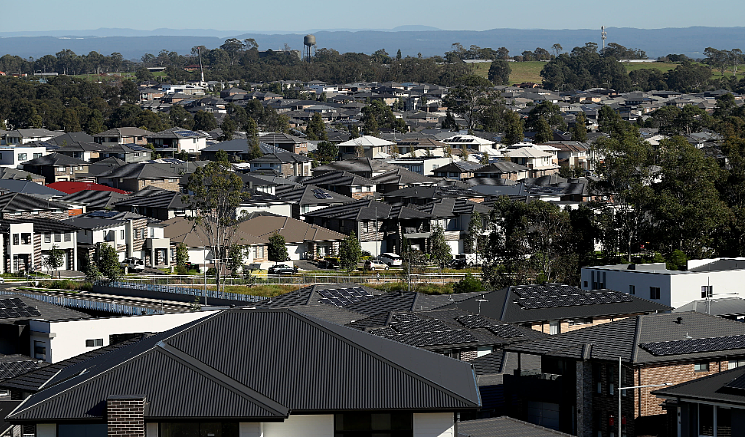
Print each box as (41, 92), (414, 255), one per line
(472, 60), (745, 86)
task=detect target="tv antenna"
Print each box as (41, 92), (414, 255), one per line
(601, 26), (607, 51)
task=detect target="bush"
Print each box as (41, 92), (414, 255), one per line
(453, 273), (484, 294)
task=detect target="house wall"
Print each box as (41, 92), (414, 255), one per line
(262, 414), (333, 437)
(530, 315), (634, 335)
(236, 203), (293, 218)
(36, 424), (55, 437)
(634, 359), (729, 418)
(413, 412), (455, 437)
(580, 267), (745, 308)
(28, 311), (217, 363)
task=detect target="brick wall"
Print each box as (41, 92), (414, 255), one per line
(635, 359), (727, 418)
(351, 191), (375, 200)
(531, 315), (637, 335)
(107, 395), (146, 437)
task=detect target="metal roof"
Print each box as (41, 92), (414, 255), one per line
(458, 416), (573, 437)
(7, 309), (480, 422)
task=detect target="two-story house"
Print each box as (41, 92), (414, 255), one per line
(21, 153), (90, 184)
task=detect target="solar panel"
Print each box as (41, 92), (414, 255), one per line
(174, 130), (198, 137)
(640, 334), (745, 356)
(513, 285), (632, 310)
(317, 287), (374, 307)
(725, 374), (745, 391)
(488, 324), (524, 338)
(378, 330), (478, 347)
(0, 298), (42, 319)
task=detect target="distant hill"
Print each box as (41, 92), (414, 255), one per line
(1, 27), (743, 61)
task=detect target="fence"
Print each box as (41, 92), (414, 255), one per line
(0, 289), (162, 316)
(118, 272), (480, 287)
(94, 280), (267, 304)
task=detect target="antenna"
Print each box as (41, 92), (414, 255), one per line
(601, 26), (607, 51)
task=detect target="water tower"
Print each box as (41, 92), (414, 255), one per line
(304, 34), (316, 62)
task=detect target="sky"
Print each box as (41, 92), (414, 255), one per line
(2, 0), (744, 33)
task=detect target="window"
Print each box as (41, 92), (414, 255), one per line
(34, 341), (46, 360)
(58, 424), (107, 437)
(695, 362), (710, 372)
(583, 281), (588, 288)
(54, 233), (61, 242)
(549, 320), (561, 335)
(568, 318), (592, 326)
(85, 339), (104, 347)
(699, 404), (714, 436)
(33, 153), (42, 159)
(21, 233), (31, 244)
(12, 234), (19, 245)
(160, 422), (238, 437)
(701, 285), (713, 298)
(134, 229), (139, 239)
(629, 285), (635, 295)
(120, 230), (125, 240)
(64, 232), (71, 242)
(335, 412), (412, 437)
(17, 153), (27, 161)
(650, 287), (661, 300)
(105, 230), (115, 242)
(729, 359), (745, 369)
(44, 233), (51, 243)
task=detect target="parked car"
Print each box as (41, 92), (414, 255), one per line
(318, 257), (340, 269)
(449, 258), (468, 270)
(378, 253), (402, 267)
(120, 257), (145, 272)
(268, 264), (296, 275)
(364, 259), (389, 270)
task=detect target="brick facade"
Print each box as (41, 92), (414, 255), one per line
(107, 395), (147, 437)
(531, 315), (635, 335)
(635, 359), (727, 418)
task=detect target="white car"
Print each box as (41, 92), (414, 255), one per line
(378, 253), (403, 267)
(120, 257), (145, 272)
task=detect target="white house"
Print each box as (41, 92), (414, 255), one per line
(580, 258), (745, 308)
(0, 145), (48, 168)
(28, 310), (218, 363)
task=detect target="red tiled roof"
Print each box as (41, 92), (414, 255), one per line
(46, 181), (129, 195)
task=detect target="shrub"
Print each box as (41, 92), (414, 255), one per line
(453, 273), (484, 294)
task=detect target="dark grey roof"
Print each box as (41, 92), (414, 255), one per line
(448, 284), (670, 325)
(275, 184), (355, 206)
(302, 170), (375, 187)
(475, 161), (529, 174)
(0, 180), (65, 198)
(47, 132), (95, 146)
(305, 199), (430, 221)
(469, 351), (505, 376)
(372, 167), (437, 185)
(61, 190), (130, 210)
(458, 416), (573, 437)
(506, 311), (745, 365)
(384, 185), (483, 200)
(98, 162), (180, 180)
(250, 151), (310, 164)
(0, 168), (44, 181)
(0, 294), (90, 323)
(114, 189), (187, 210)
(0, 192), (68, 213)
(652, 366), (745, 407)
(0, 355), (46, 381)
(417, 198), (491, 218)
(21, 153), (88, 167)
(0, 218), (80, 234)
(433, 161), (483, 174)
(7, 309), (480, 422)
(0, 335), (148, 393)
(258, 283), (385, 308)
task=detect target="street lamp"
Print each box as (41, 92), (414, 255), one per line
(616, 357), (671, 437)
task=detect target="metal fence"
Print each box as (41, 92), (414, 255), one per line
(95, 280), (267, 303)
(0, 289), (162, 316)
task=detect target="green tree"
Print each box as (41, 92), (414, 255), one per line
(571, 112), (588, 142)
(535, 118), (553, 143)
(193, 111), (218, 131)
(487, 60), (511, 85)
(120, 80), (139, 104)
(98, 243), (122, 281)
(339, 231), (362, 272)
(306, 113), (328, 141)
(44, 245), (64, 277)
(185, 159), (250, 291)
(246, 117), (263, 161)
(452, 273), (484, 294)
(503, 111), (524, 145)
(176, 243), (189, 274)
(443, 75), (503, 131)
(429, 226), (452, 271)
(268, 233), (288, 265)
(314, 141), (339, 164)
(228, 244), (243, 276)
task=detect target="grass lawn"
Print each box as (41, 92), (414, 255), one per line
(207, 284), (302, 297)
